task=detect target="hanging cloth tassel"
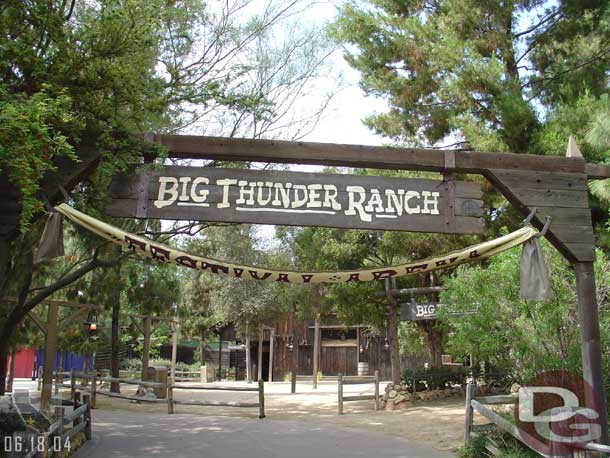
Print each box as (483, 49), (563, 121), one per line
(520, 237), (553, 301)
(34, 212), (65, 263)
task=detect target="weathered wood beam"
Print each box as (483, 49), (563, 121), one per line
(155, 134), (610, 178)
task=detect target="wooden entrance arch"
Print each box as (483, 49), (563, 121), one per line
(1, 133), (609, 440)
(147, 133), (610, 442)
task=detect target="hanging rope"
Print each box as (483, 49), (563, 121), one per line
(55, 203), (537, 284)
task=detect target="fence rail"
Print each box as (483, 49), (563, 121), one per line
(9, 391), (92, 458)
(168, 379), (265, 418)
(337, 371), (380, 415)
(45, 369), (267, 419)
(464, 381), (610, 457)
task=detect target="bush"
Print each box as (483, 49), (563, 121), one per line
(401, 367), (466, 391)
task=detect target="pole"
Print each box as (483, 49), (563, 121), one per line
(268, 328), (275, 382)
(258, 378), (265, 419)
(464, 382), (475, 445)
(170, 319), (179, 386)
(218, 330), (223, 381)
(246, 323), (252, 384)
(41, 302), (58, 413)
(385, 278), (401, 384)
(338, 373), (343, 415)
(257, 324), (263, 382)
(374, 370), (380, 411)
(313, 313), (320, 389)
(141, 315), (152, 381)
(574, 262), (609, 444)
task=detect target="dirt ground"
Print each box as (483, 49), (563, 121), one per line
(69, 380), (476, 453)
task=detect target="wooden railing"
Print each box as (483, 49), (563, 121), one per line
(168, 379), (265, 418)
(464, 382), (610, 457)
(49, 370), (267, 419)
(337, 371), (380, 415)
(9, 391), (92, 458)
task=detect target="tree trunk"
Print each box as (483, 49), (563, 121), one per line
(385, 278), (401, 385)
(5, 347), (16, 393)
(0, 342), (9, 396)
(420, 321), (443, 369)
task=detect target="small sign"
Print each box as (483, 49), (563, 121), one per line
(400, 301), (442, 321)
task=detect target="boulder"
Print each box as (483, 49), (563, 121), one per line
(388, 390), (398, 399)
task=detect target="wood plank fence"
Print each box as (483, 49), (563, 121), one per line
(337, 371), (380, 415)
(464, 381), (610, 457)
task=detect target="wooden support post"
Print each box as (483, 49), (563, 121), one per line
(167, 383), (174, 414)
(313, 313), (320, 389)
(91, 371), (97, 409)
(55, 351), (64, 394)
(338, 373), (343, 415)
(268, 328), (274, 382)
(218, 329), (223, 380)
(54, 407), (64, 438)
(258, 379), (265, 419)
(41, 302), (59, 413)
(245, 323), (251, 384)
(374, 370), (380, 411)
(257, 324), (263, 382)
(385, 278), (401, 385)
(72, 391), (81, 427)
(170, 319), (179, 386)
(141, 315), (152, 381)
(291, 369), (296, 394)
(464, 382), (475, 446)
(37, 366), (43, 392)
(70, 368), (76, 400)
(82, 394), (92, 441)
(574, 262), (610, 445)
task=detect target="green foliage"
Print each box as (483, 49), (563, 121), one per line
(330, 1), (610, 154)
(439, 242), (610, 383)
(0, 86), (77, 231)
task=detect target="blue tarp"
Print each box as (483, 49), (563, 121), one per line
(34, 350), (93, 377)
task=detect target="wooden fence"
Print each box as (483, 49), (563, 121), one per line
(8, 391), (92, 458)
(464, 382), (610, 457)
(337, 371), (380, 415)
(50, 370), (267, 419)
(168, 379), (265, 418)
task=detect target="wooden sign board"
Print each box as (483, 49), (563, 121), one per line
(400, 302), (442, 321)
(107, 166), (484, 234)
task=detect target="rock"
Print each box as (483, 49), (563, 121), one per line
(388, 390), (398, 399)
(385, 400), (395, 411)
(393, 394), (405, 404)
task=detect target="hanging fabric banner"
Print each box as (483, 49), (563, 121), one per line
(55, 204), (536, 284)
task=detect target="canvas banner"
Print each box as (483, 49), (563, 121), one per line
(56, 203), (536, 284)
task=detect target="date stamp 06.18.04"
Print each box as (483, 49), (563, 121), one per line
(3, 433), (71, 456)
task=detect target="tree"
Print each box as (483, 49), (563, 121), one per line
(0, 0), (338, 394)
(438, 241), (610, 383)
(330, 1), (610, 153)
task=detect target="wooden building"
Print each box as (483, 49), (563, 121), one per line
(241, 315), (393, 381)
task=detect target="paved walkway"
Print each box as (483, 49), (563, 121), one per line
(75, 410), (454, 458)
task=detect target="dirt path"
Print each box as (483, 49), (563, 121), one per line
(75, 410), (455, 458)
(82, 381), (469, 453)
